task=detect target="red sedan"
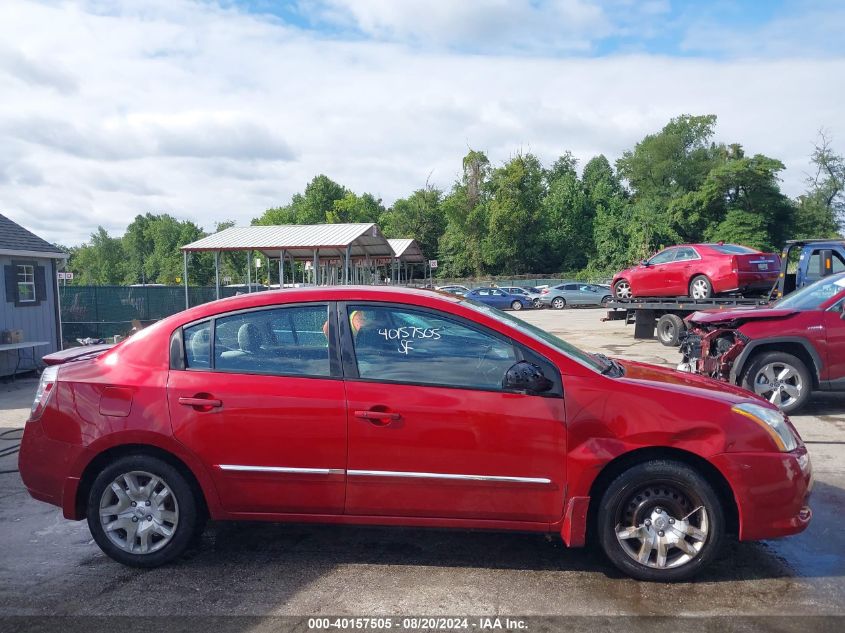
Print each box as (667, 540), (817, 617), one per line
(612, 243), (780, 300)
(19, 287), (811, 581)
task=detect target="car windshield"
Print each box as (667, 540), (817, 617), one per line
(775, 273), (845, 309)
(460, 297), (607, 372)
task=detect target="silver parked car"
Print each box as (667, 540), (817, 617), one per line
(498, 286), (544, 308)
(539, 282), (613, 309)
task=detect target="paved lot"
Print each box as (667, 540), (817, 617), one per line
(0, 308), (843, 620)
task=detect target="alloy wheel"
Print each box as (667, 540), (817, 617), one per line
(614, 281), (632, 299)
(99, 470), (180, 555)
(614, 483), (709, 570)
(690, 278), (711, 299)
(753, 362), (803, 407)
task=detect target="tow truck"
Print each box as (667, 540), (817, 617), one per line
(604, 239), (845, 346)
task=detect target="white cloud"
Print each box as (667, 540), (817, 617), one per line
(0, 0), (842, 246)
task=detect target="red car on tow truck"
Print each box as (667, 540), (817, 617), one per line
(679, 272), (845, 414)
(20, 286), (812, 582)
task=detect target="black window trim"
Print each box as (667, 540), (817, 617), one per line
(171, 301), (342, 380)
(336, 300), (563, 398)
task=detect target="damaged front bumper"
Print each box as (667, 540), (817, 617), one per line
(678, 326), (749, 383)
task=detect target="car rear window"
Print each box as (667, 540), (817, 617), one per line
(707, 244), (757, 254)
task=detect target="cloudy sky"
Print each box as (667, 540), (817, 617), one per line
(1, 0), (844, 245)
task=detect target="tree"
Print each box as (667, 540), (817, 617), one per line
(327, 192), (384, 224)
(584, 155), (630, 272)
(253, 174), (348, 225)
(380, 184), (446, 261)
(483, 153), (547, 274)
(439, 150), (491, 277)
(794, 131), (844, 238)
(541, 154), (591, 272)
(68, 227), (127, 284)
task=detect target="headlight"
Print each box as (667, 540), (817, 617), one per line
(732, 402), (799, 452)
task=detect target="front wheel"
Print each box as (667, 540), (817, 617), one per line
(613, 280), (633, 299)
(87, 455), (202, 567)
(597, 460), (724, 582)
(741, 351), (812, 414)
(532, 298), (542, 308)
(551, 297), (566, 310)
(511, 300), (523, 311)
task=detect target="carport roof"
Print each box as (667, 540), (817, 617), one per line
(181, 223), (395, 260)
(388, 238), (425, 263)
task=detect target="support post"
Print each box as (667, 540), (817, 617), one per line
(313, 249), (319, 286)
(214, 251), (220, 300)
(279, 250), (285, 289)
(344, 245), (351, 285)
(183, 251), (189, 309)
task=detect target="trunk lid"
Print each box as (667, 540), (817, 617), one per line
(734, 252), (780, 273)
(42, 344), (114, 366)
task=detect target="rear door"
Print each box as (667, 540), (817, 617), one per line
(823, 293), (845, 384)
(340, 302), (567, 523)
(167, 303), (347, 515)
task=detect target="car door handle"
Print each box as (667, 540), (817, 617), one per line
(354, 410), (401, 425)
(178, 396), (222, 409)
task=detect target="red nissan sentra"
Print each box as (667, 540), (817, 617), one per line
(19, 287), (811, 581)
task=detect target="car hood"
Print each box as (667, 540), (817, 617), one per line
(617, 359), (757, 403)
(688, 307), (798, 325)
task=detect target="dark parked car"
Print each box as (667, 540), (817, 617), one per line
(499, 286), (544, 308)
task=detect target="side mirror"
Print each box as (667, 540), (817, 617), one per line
(503, 361), (553, 395)
(641, 260), (650, 267)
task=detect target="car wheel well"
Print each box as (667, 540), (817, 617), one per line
(741, 343), (819, 389)
(75, 444), (209, 521)
(585, 446), (738, 542)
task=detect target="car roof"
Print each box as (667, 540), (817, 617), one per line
(176, 286), (461, 323)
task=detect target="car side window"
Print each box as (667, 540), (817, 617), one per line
(563, 284), (578, 291)
(184, 321), (211, 369)
(347, 305), (517, 391)
(213, 304), (330, 377)
(649, 249), (676, 265)
(675, 247), (698, 261)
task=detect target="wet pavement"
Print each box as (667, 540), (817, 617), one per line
(0, 309), (843, 619)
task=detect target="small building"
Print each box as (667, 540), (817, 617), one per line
(0, 213), (67, 377)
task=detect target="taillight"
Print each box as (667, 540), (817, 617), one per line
(541, 289), (549, 294)
(30, 365), (58, 421)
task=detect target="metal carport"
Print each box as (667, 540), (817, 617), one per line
(180, 223), (397, 308)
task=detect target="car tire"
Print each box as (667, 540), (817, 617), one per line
(601, 295), (612, 307)
(511, 300), (523, 311)
(533, 298), (542, 309)
(656, 314), (685, 347)
(551, 297), (566, 310)
(597, 460), (724, 582)
(87, 454), (203, 568)
(740, 351), (812, 414)
(689, 275), (713, 299)
(613, 280), (633, 299)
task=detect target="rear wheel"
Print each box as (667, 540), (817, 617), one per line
(597, 460), (724, 582)
(510, 300), (523, 311)
(656, 314), (685, 347)
(601, 295), (612, 307)
(87, 455), (202, 567)
(741, 351), (812, 414)
(613, 280), (633, 299)
(689, 275), (713, 299)
(532, 298), (543, 308)
(551, 297), (566, 310)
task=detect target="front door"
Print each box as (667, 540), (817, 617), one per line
(167, 303), (347, 515)
(823, 298), (845, 385)
(340, 303), (567, 523)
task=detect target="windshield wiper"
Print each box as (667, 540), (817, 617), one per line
(593, 353), (624, 377)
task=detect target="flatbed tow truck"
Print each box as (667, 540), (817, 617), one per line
(604, 239), (845, 346)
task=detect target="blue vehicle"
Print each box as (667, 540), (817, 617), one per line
(781, 239), (845, 296)
(465, 287), (533, 311)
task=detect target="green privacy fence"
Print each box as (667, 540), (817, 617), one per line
(60, 285), (241, 345)
(60, 276), (607, 345)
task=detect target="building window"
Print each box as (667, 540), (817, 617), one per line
(17, 265), (35, 303)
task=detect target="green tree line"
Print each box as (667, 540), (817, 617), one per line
(62, 114), (843, 284)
